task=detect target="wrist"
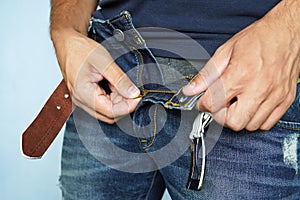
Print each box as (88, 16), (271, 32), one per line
(50, 27), (81, 44)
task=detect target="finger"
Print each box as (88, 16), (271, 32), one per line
(245, 99), (276, 131)
(260, 92), (296, 130)
(260, 102), (290, 130)
(75, 81), (117, 119)
(72, 98), (116, 124)
(196, 78), (227, 113)
(182, 46), (233, 96)
(245, 92), (282, 131)
(225, 94), (262, 131)
(246, 83), (296, 131)
(211, 107), (227, 127)
(110, 85), (142, 115)
(89, 46), (140, 99)
(111, 96), (141, 118)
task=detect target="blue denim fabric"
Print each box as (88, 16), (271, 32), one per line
(59, 11), (300, 199)
(89, 11), (204, 111)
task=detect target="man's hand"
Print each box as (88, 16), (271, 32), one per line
(183, 0), (300, 131)
(50, 0), (141, 124)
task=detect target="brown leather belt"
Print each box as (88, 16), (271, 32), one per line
(22, 79), (72, 159)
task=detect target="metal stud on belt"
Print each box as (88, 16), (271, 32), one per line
(186, 112), (213, 191)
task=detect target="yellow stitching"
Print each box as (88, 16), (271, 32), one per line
(164, 87), (182, 108)
(143, 105), (158, 149)
(164, 101), (180, 109)
(134, 47), (177, 98)
(143, 89), (176, 94)
(164, 74), (200, 108)
(140, 139), (148, 143)
(181, 74), (195, 79)
(110, 12), (130, 24)
(276, 125), (300, 131)
(133, 48), (145, 92)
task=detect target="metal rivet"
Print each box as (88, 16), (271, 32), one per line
(113, 29), (124, 41)
(56, 105), (61, 110)
(64, 93), (69, 99)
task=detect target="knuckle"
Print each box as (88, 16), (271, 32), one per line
(198, 95), (215, 112)
(286, 94), (295, 105)
(113, 72), (127, 86)
(104, 111), (115, 119)
(273, 87), (290, 103)
(246, 123), (259, 132)
(259, 83), (273, 98)
(260, 124), (272, 131)
(226, 118), (244, 131)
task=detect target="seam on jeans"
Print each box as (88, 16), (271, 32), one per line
(143, 105), (158, 149)
(122, 13), (144, 46)
(145, 171), (158, 200)
(109, 11), (130, 24)
(132, 48), (140, 86)
(182, 74), (195, 79)
(276, 125), (300, 131)
(134, 48), (146, 92)
(109, 12), (143, 47)
(183, 94), (201, 108)
(134, 48), (177, 99)
(164, 88), (182, 108)
(142, 89), (177, 98)
(164, 74), (199, 109)
(276, 119), (300, 130)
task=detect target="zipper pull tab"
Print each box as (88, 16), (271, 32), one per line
(187, 112), (213, 191)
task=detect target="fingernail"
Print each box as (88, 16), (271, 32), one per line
(127, 85), (140, 98)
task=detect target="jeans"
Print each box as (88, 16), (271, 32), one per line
(59, 11), (300, 199)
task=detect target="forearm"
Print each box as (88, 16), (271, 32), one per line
(50, 0), (98, 40)
(263, 0), (300, 41)
(262, 0), (300, 78)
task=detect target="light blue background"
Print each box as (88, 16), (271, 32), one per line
(0, 1), (171, 199)
(0, 1), (63, 199)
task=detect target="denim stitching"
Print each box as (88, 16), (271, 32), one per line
(276, 120), (300, 130)
(143, 105), (158, 149)
(134, 48), (146, 92)
(128, 46), (140, 87)
(276, 125), (300, 131)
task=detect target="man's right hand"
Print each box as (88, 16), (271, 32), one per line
(51, 29), (141, 124)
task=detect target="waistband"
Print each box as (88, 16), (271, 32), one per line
(89, 10), (205, 110)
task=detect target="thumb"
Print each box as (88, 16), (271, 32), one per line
(182, 46), (233, 96)
(89, 45), (140, 99)
(102, 61), (140, 98)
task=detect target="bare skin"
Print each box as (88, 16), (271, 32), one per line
(183, 0), (300, 131)
(51, 0), (300, 130)
(50, 0), (141, 124)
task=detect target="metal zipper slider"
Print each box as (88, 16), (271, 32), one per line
(187, 112), (213, 191)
